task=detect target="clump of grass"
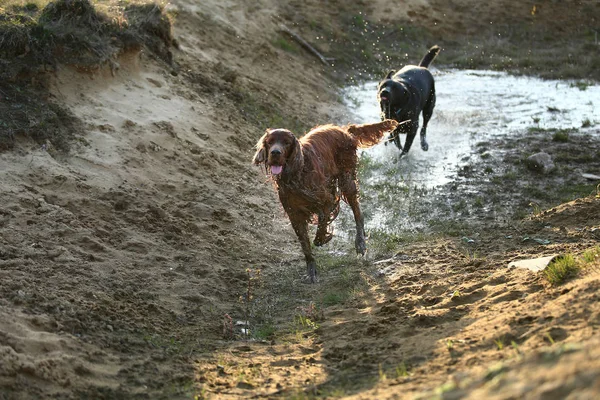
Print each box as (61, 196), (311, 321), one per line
(582, 246), (600, 264)
(570, 80), (591, 91)
(395, 362), (409, 378)
(0, 0), (175, 73)
(581, 118), (592, 128)
(511, 340), (521, 356)
(494, 337), (505, 350)
(0, 0), (176, 152)
(322, 291), (347, 306)
(552, 130), (570, 142)
(544, 254), (579, 285)
(272, 36), (298, 53)
(253, 322), (277, 340)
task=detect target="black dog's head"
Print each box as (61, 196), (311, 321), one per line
(377, 71), (409, 121)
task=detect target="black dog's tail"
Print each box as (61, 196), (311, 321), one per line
(418, 45), (441, 68)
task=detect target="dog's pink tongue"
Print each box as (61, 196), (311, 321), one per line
(271, 165), (283, 175)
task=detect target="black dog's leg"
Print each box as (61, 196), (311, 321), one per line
(340, 173), (366, 255)
(290, 215), (317, 283)
(421, 92), (435, 151)
(391, 128), (403, 151)
(401, 120), (419, 156)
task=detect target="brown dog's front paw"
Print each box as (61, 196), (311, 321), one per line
(303, 261), (318, 284)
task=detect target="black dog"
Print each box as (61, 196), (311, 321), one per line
(377, 45), (440, 156)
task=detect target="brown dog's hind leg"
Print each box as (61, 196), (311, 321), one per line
(290, 215), (318, 283)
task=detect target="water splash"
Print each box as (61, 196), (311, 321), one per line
(336, 69), (600, 235)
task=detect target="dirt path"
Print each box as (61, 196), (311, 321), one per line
(0, 0), (599, 399)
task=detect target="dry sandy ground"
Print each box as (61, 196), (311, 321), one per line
(1, 0), (599, 399)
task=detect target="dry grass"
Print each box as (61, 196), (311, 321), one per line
(0, 0), (175, 151)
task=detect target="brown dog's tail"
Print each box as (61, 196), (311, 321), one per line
(419, 45), (441, 68)
(347, 119), (399, 148)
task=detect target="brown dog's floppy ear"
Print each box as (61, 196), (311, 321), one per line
(252, 130), (270, 165)
(386, 70), (395, 79)
(286, 135), (304, 175)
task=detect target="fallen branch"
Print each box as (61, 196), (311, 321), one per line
(278, 24), (334, 66)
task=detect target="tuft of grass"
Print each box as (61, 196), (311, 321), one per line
(552, 130), (570, 142)
(272, 36), (298, 53)
(544, 254), (580, 285)
(1, 0), (175, 75)
(378, 363), (387, 382)
(395, 362), (409, 378)
(570, 80), (591, 91)
(582, 246), (600, 264)
(321, 291), (348, 306)
(511, 340), (521, 356)
(367, 229), (430, 256)
(0, 0), (175, 152)
(230, 86), (310, 135)
(494, 338), (505, 350)
(253, 322), (277, 340)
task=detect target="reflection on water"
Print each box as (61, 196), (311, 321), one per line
(335, 69), (600, 236)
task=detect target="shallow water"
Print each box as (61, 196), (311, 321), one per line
(336, 69), (600, 235)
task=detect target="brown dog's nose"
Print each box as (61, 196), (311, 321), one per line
(270, 149), (282, 155)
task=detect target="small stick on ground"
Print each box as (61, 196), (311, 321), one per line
(278, 24), (334, 66)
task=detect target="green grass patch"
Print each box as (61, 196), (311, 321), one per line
(556, 184), (597, 203)
(367, 229), (430, 256)
(544, 254), (580, 285)
(272, 36), (298, 53)
(582, 246), (600, 264)
(527, 127), (546, 134)
(552, 130), (570, 142)
(428, 219), (470, 237)
(231, 87), (310, 134)
(545, 246), (600, 283)
(321, 291), (348, 306)
(570, 80), (592, 91)
(253, 322), (277, 340)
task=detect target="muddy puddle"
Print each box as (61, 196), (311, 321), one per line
(330, 69), (600, 245)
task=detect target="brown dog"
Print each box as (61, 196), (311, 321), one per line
(252, 120), (398, 283)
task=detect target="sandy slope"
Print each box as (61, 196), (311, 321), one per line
(0, 0), (342, 396)
(1, 0), (599, 399)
